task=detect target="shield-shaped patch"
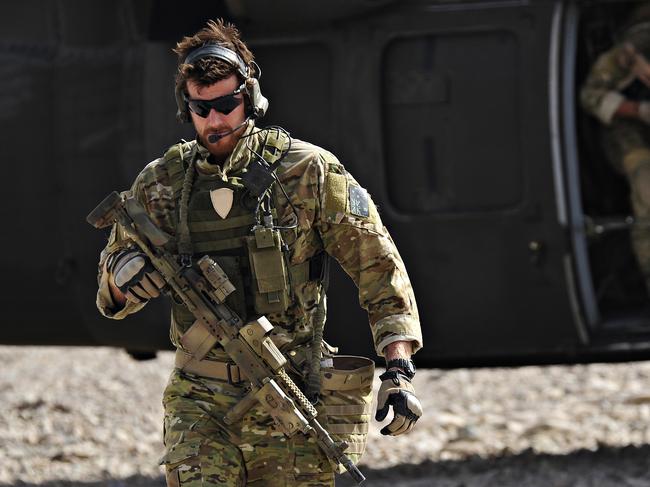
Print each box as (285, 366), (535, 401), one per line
(209, 188), (234, 219)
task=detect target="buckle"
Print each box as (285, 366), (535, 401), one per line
(180, 253), (192, 268)
(227, 363), (242, 384)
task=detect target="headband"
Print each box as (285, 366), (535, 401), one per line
(183, 43), (249, 78)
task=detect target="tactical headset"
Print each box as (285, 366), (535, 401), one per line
(174, 43), (269, 123)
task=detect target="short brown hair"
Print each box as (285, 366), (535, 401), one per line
(173, 19), (255, 93)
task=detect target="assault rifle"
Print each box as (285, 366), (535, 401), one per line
(87, 191), (365, 485)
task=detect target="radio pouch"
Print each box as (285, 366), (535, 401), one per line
(246, 227), (290, 314)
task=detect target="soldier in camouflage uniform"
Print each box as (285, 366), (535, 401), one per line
(94, 20), (423, 486)
(581, 4), (650, 292)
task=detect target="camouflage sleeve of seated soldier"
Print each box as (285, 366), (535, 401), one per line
(581, 41), (639, 125)
(309, 149), (423, 356)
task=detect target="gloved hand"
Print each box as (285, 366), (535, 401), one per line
(108, 249), (165, 304)
(375, 370), (422, 436)
(639, 101), (650, 125)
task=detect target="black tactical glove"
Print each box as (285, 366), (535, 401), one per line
(375, 370), (422, 436)
(108, 249), (165, 304)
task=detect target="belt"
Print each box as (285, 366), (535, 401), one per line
(175, 349), (246, 384)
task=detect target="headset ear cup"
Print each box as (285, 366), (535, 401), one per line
(243, 96), (253, 118)
(245, 78), (269, 119)
(174, 84), (190, 123)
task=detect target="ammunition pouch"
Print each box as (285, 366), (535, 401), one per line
(246, 227), (290, 314)
(319, 355), (375, 472)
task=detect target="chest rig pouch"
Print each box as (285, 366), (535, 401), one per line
(246, 226), (290, 314)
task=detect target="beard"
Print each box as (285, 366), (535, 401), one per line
(198, 120), (247, 163)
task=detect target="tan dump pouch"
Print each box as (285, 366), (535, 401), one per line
(246, 227), (290, 314)
(319, 355), (375, 472)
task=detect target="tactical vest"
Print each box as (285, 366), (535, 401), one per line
(159, 133), (315, 356)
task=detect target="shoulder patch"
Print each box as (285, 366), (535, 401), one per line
(349, 184), (369, 218)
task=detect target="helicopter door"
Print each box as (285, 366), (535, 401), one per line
(573, 0), (650, 337)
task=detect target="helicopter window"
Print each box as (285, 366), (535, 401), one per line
(381, 30), (522, 215)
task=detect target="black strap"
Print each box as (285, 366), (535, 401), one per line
(308, 252), (330, 289)
(183, 43), (248, 79)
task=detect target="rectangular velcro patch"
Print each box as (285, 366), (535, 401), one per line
(324, 172), (348, 216)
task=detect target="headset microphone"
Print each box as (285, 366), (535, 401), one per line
(207, 116), (251, 144)
(207, 131), (230, 144)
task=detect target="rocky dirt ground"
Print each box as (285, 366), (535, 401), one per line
(3, 346), (650, 486)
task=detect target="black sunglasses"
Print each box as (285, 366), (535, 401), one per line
(185, 89), (243, 118)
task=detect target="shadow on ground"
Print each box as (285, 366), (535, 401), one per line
(340, 444), (650, 487)
(4, 444), (650, 487)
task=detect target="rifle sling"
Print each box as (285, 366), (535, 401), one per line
(175, 348), (245, 384)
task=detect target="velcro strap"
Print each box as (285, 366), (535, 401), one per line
(189, 208), (277, 222)
(189, 214), (257, 233)
(193, 237), (246, 253)
(324, 404), (372, 416)
(174, 349), (245, 384)
(321, 369), (374, 391)
(262, 129), (287, 164)
(341, 440), (367, 455)
(326, 422), (369, 435)
(179, 320), (219, 363)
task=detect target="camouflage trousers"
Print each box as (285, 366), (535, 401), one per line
(160, 368), (334, 487)
(603, 120), (650, 286)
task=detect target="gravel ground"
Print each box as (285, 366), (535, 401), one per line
(3, 346), (650, 486)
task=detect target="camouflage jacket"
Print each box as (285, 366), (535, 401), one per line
(581, 24), (650, 125)
(96, 123), (422, 359)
